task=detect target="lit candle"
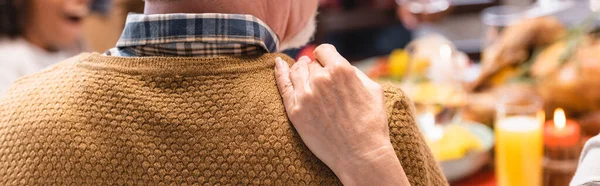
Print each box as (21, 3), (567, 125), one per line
(544, 108), (581, 148)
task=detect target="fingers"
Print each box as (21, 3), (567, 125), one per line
(313, 44), (350, 67)
(308, 58), (323, 73)
(290, 56), (311, 92)
(298, 56), (312, 64)
(274, 57), (295, 108)
(307, 60), (329, 89)
(274, 56), (311, 109)
(313, 44), (357, 78)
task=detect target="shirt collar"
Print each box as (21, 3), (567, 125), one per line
(107, 13), (280, 57)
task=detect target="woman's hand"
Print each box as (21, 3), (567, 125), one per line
(274, 44), (409, 186)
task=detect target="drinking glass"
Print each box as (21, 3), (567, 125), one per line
(495, 95), (545, 186)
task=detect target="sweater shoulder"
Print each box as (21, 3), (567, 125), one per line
(380, 83), (449, 186)
(381, 83), (414, 113)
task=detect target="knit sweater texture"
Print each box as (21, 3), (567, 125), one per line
(0, 53), (447, 185)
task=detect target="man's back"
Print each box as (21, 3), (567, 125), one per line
(0, 52), (338, 185)
(0, 53), (445, 185)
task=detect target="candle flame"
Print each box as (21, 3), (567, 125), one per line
(554, 108), (566, 129)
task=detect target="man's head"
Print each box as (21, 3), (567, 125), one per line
(144, 0), (319, 51)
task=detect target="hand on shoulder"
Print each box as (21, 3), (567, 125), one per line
(274, 44), (410, 186)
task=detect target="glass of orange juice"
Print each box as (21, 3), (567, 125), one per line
(495, 95), (544, 186)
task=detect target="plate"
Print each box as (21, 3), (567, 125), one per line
(439, 121), (494, 182)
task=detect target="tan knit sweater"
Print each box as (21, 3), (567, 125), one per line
(0, 53), (446, 185)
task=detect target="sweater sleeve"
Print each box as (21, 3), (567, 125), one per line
(570, 134), (600, 186)
(382, 83), (448, 186)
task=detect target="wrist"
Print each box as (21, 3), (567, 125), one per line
(333, 142), (405, 186)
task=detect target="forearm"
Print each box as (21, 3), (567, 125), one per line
(334, 144), (410, 186)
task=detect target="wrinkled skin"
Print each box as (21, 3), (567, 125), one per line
(274, 44), (409, 186)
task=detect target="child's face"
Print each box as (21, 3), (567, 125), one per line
(25, 0), (90, 50)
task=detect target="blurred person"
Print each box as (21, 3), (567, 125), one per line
(0, 0), (445, 185)
(0, 0), (90, 92)
(313, 0), (412, 60)
(308, 0), (449, 61)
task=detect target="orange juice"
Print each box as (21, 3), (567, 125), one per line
(495, 116), (543, 186)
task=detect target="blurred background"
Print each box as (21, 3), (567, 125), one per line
(2, 0), (600, 185)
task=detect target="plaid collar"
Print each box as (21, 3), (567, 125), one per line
(105, 13), (280, 57)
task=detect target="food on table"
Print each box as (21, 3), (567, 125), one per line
(403, 82), (465, 107)
(471, 16), (566, 91)
(405, 35), (469, 83)
(530, 40), (566, 78)
(366, 49), (415, 81)
(368, 35), (469, 82)
(463, 84), (535, 125)
(487, 66), (519, 87)
(405, 82), (467, 125)
(388, 49), (410, 79)
(428, 124), (484, 161)
(368, 35), (469, 108)
(468, 15), (600, 122)
(367, 35), (470, 127)
(367, 57), (391, 79)
(534, 36), (600, 114)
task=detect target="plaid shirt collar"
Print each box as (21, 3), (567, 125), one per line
(105, 13), (280, 57)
